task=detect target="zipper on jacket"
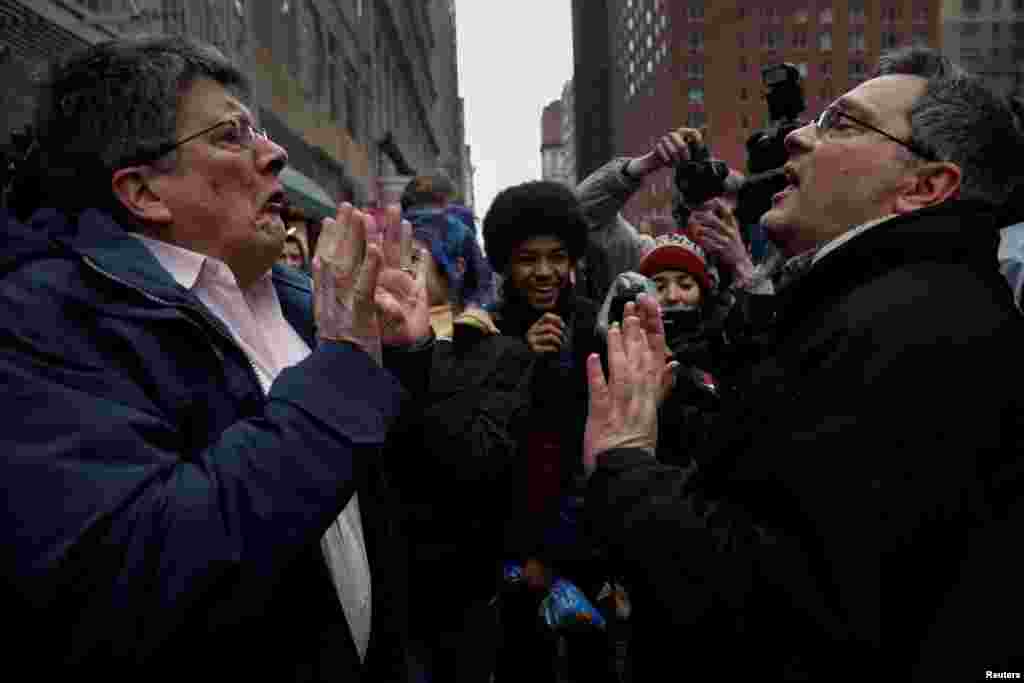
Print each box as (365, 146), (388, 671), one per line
(81, 255), (265, 392)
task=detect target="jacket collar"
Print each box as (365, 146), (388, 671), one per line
(779, 200), (1001, 322)
(51, 209), (196, 305)
(45, 209), (317, 345)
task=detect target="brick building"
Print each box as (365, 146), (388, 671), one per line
(576, 1), (942, 229)
(941, 0), (1024, 99)
(0, 0), (471, 218)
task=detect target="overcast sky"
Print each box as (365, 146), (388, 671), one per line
(455, 1), (574, 221)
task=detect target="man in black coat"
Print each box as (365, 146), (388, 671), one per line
(583, 47), (1024, 681)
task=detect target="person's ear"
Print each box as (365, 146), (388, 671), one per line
(893, 162), (962, 214)
(111, 166), (173, 225)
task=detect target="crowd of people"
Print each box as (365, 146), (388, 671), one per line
(2, 33), (1024, 682)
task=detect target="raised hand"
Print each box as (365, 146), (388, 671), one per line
(583, 294), (678, 477)
(313, 203), (385, 363)
(691, 197), (755, 283)
(372, 205), (431, 347)
(627, 127), (704, 178)
(526, 313), (566, 354)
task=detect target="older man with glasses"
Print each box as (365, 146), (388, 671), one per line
(0, 36), (432, 680)
(581, 46), (1024, 682)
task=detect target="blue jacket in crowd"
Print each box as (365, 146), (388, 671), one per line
(0, 208), (413, 680)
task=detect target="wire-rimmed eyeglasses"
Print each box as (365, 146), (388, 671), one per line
(137, 117), (271, 164)
(815, 105), (936, 162)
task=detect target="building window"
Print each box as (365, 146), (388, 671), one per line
(849, 61), (866, 80)
(345, 65), (360, 140)
(761, 29), (783, 50)
(849, 30), (865, 51)
(689, 31), (704, 51)
(738, 6), (746, 19)
(738, 32), (746, 48)
(962, 0), (981, 12)
(911, 30), (930, 45)
(793, 31), (808, 49)
(913, 4), (930, 22)
(739, 56), (748, 73)
(795, 8), (809, 24)
(742, 114), (751, 128)
(688, 2), (705, 20)
(329, 34), (341, 121)
(1014, 21), (1024, 39)
(882, 5), (900, 23)
(763, 6), (781, 23)
(819, 31), (832, 51)
(687, 111), (707, 128)
(689, 87), (704, 104)
(961, 22), (981, 37)
(687, 62), (705, 79)
(994, 22), (1002, 37)
(994, 0), (1002, 10)
(881, 31), (900, 49)
(740, 87), (748, 100)
(820, 8), (833, 24)
(821, 61), (832, 77)
(850, 1), (866, 22)
(796, 62), (808, 78)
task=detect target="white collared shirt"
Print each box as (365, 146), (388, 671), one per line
(135, 235), (372, 662)
(812, 214), (897, 267)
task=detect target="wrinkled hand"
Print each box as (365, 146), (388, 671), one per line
(583, 295), (678, 478)
(313, 204), (429, 364)
(691, 197), (755, 283)
(526, 313), (565, 354)
(373, 205), (431, 347)
(628, 127), (704, 177)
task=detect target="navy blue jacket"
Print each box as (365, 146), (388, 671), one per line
(0, 209), (415, 680)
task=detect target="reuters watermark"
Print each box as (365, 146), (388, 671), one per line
(985, 672), (1022, 680)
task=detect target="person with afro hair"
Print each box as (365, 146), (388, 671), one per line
(483, 180), (611, 682)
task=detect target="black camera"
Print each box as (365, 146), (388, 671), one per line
(673, 139), (731, 226)
(734, 64), (808, 229)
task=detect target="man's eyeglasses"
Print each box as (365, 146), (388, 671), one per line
(139, 118), (271, 163)
(815, 105), (936, 162)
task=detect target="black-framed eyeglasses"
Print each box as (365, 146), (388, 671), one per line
(137, 117), (270, 164)
(815, 105), (936, 161)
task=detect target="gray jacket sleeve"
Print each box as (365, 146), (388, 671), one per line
(575, 158), (657, 296)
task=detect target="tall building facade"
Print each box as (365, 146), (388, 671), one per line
(571, 0), (615, 182)
(942, 0), (1024, 99)
(560, 79), (577, 187)
(579, 1), (942, 229)
(540, 99), (569, 184)
(0, 0), (470, 217)
(539, 79), (576, 186)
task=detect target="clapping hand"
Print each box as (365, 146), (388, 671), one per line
(313, 203), (430, 364)
(583, 294), (678, 478)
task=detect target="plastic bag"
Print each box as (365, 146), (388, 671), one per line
(540, 577), (607, 632)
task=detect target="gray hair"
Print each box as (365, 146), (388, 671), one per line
(15, 34), (250, 221)
(874, 46), (1024, 206)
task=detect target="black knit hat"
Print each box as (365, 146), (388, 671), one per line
(482, 180), (588, 274)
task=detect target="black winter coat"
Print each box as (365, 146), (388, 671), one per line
(493, 289), (602, 569)
(391, 323), (535, 630)
(587, 201), (1024, 681)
